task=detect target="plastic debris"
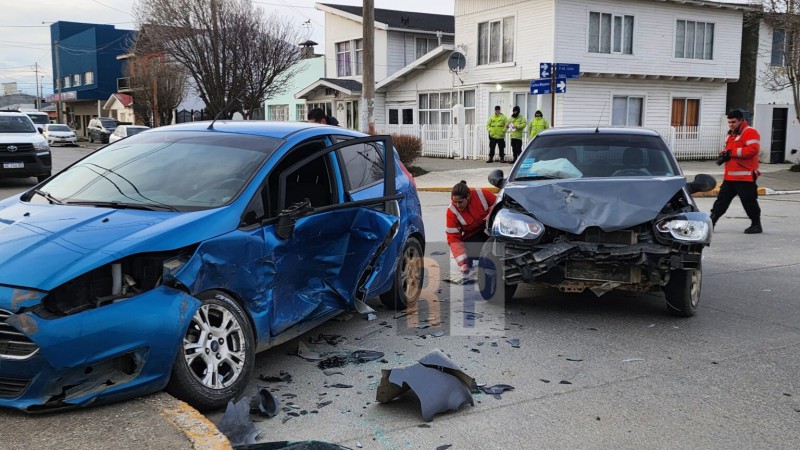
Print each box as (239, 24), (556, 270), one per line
(317, 400), (333, 409)
(565, 358), (583, 362)
(366, 313), (377, 321)
(622, 358), (645, 363)
(249, 388), (280, 418)
(258, 371), (292, 383)
(309, 334), (346, 346)
(559, 380), (572, 385)
(218, 398), (260, 446)
(479, 384), (515, 400)
(329, 383), (353, 389)
(437, 445), (453, 450)
(296, 341), (323, 361)
(507, 338), (520, 348)
(539, 379), (551, 383)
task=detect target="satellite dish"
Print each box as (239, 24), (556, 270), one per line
(448, 51), (466, 72)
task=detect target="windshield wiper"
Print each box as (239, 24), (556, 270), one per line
(514, 175), (560, 181)
(65, 201), (179, 212)
(32, 189), (64, 205)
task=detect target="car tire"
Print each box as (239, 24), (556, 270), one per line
(167, 290), (255, 411)
(477, 238), (517, 303)
(37, 173), (51, 183)
(663, 263), (702, 317)
(380, 236), (423, 310)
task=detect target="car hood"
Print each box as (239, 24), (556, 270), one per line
(0, 202), (237, 290)
(502, 177), (688, 234)
(0, 133), (46, 144)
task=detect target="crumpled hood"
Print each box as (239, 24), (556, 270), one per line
(502, 177), (688, 234)
(0, 202), (237, 290)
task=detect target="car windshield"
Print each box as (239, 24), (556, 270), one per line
(127, 127), (147, 136)
(101, 119), (117, 128)
(27, 115), (50, 125)
(48, 125), (71, 132)
(34, 131), (281, 211)
(0, 116), (36, 133)
(511, 133), (680, 181)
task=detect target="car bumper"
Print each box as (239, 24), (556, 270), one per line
(0, 151), (51, 178)
(47, 138), (76, 146)
(0, 286), (200, 412)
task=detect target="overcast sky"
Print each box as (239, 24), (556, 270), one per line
(0, 0), (749, 98)
(0, 0), (454, 97)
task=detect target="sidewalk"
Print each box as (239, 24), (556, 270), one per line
(413, 157), (800, 196)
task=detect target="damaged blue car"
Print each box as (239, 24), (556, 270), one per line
(0, 121), (424, 411)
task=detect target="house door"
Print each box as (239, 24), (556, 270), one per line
(770, 107), (788, 163)
(488, 92), (509, 115)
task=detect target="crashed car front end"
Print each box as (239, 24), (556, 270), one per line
(488, 178), (712, 296)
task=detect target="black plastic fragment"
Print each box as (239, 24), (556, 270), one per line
(507, 338), (520, 348)
(219, 399), (260, 446)
(479, 384), (515, 399)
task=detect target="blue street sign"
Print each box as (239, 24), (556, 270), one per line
(555, 77), (567, 93)
(540, 62), (580, 79)
(530, 79), (551, 95)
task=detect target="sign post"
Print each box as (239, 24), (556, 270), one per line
(537, 62), (580, 127)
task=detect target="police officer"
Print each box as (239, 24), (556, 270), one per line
(508, 106), (527, 163)
(485, 105), (508, 163)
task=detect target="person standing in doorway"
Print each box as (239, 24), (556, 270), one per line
(710, 109), (762, 234)
(528, 109), (549, 139)
(485, 105), (508, 163)
(508, 106), (527, 163)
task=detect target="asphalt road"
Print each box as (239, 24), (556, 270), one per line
(2, 147), (799, 449)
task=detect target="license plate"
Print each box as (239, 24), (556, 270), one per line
(3, 162), (24, 169)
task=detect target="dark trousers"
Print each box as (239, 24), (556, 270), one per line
(710, 179), (761, 225)
(462, 231), (489, 268)
(510, 139), (523, 162)
(488, 137), (505, 161)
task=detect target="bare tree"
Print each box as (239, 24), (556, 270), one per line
(750, 1), (800, 121)
(125, 52), (187, 127)
(133, 0), (302, 119)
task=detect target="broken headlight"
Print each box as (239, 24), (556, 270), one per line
(656, 219), (709, 242)
(492, 208), (544, 240)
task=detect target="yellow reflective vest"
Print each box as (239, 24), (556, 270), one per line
(486, 113), (508, 139)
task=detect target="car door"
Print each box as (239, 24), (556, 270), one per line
(263, 136), (400, 335)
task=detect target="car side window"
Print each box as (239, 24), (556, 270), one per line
(337, 142), (385, 193)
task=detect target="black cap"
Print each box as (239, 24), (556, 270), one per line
(494, 105), (501, 110)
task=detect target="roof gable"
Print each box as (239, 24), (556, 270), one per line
(318, 3), (454, 34)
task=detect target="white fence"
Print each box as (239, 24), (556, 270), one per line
(375, 123), (726, 161)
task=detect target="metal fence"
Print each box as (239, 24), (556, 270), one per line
(377, 123), (726, 161)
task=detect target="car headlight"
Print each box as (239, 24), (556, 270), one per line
(492, 208), (545, 240)
(34, 140), (50, 151)
(656, 219), (709, 241)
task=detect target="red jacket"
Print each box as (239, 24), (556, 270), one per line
(723, 120), (761, 182)
(446, 188), (496, 265)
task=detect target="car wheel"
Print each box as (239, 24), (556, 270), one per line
(477, 238), (517, 303)
(379, 236), (423, 310)
(37, 173), (51, 183)
(167, 290), (255, 411)
(663, 263), (702, 317)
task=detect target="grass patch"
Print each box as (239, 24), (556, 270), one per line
(790, 164), (800, 172)
(408, 166), (429, 177)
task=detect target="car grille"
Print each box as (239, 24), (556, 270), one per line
(0, 376), (31, 399)
(0, 309), (39, 359)
(0, 143), (35, 153)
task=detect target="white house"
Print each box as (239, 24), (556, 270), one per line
(264, 41), (325, 122)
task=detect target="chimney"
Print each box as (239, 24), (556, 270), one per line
(299, 40), (318, 60)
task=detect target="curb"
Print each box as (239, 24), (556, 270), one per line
(146, 393), (231, 450)
(418, 183), (772, 197)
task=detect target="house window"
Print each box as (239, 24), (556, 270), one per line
(671, 98), (700, 139)
(354, 39), (363, 75)
(612, 96), (643, 126)
(268, 105), (289, 121)
(415, 37), (438, 59)
(588, 12), (634, 54)
(73, 74), (81, 87)
(478, 17), (515, 65)
(336, 41), (352, 77)
(296, 104), (307, 121)
(462, 90), (476, 125)
(63, 76), (71, 88)
(418, 90), (475, 125)
(307, 102), (333, 117)
(675, 20), (714, 60)
(388, 107), (414, 125)
(84, 71), (94, 85)
(346, 100), (359, 129)
(771, 28), (786, 67)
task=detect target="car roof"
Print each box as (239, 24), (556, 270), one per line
(0, 111), (28, 117)
(153, 121), (366, 140)
(537, 127), (662, 137)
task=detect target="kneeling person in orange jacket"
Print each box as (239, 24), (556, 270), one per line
(446, 181), (497, 273)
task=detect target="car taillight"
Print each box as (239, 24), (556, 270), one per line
(399, 161), (416, 189)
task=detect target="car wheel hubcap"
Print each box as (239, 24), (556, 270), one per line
(400, 245), (422, 300)
(183, 303), (246, 390)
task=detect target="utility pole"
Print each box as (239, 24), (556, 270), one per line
(34, 63), (40, 110)
(54, 40), (62, 123)
(152, 59), (159, 127)
(360, 0), (375, 134)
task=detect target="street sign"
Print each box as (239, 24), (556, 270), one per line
(539, 62), (581, 79)
(529, 79), (551, 95)
(555, 78), (567, 93)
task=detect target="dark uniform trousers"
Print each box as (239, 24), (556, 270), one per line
(710, 175), (761, 225)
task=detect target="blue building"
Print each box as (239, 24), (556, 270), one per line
(48, 22), (135, 136)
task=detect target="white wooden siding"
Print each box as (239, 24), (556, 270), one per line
(456, 0), (556, 86)
(754, 21), (796, 106)
(324, 13), (390, 81)
(456, 0), (530, 16)
(555, 0), (742, 79)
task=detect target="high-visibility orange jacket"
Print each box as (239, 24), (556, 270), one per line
(445, 188), (497, 265)
(723, 120), (761, 182)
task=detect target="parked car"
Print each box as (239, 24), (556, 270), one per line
(479, 128), (716, 317)
(0, 121), (424, 412)
(109, 125), (150, 143)
(0, 111), (52, 183)
(87, 117), (119, 143)
(22, 111), (51, 131)
(42, 123), (78, 146)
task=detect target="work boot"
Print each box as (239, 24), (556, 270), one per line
(709, 213), (717, 229)
(486, 159), (494, 163)
(744, 224), (762, 234)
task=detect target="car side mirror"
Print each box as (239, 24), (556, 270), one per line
(488, 169), (506, 188)
(276, 199), (313, 239)
(687, 174), (717, 194)
(38, 127), (44, 134)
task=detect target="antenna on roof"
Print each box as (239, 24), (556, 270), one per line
(595, 98), (609, 133)
(207, 94), (242, 130)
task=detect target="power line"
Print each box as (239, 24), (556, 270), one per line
(88, 0), (133, 16)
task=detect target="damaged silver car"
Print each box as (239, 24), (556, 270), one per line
(479, 128), (716, 317)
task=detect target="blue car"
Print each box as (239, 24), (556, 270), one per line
(0, 121), (424, 411)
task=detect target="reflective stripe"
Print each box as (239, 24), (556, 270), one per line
(745, 139), (759, 146)
(736, 148), (743, 158)
(446, 227), (461, 234)
(728, 170), (751, 176)
(475, 189), (489, 211)
(456, 254), (468, 263)
(448, 204), (467, 225)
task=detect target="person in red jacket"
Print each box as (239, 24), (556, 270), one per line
(710, 110), (762, 234)
(446, 180), (497, 273)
